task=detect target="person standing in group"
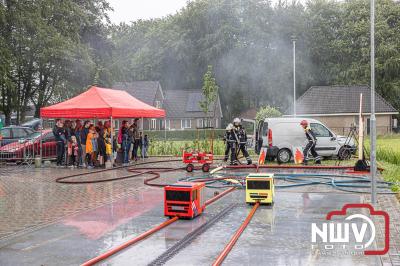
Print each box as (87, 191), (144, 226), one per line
(97, 121), (104, 140)
(119, 120), (130, 165)
(53, 119), (66, 167)
(138, 131), (143, 158)
(74, 120), (83, 167)
(128, 123), (135, 160)
(131, 121), (140, 161)
(134, 119), (141, 160)
(104, 121), (112, 164)
(68, 136), (79, 167)
(142, 134), (149, 158)
(86, 125), (97, 169)
(96, 126), (106, 167)
(81, 120), (90, 167)
(64, 120), (73, 140)
(63, 120), (74, 166)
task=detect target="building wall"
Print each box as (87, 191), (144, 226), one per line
(308, 114), (393, 135)
(140, 117), (223, 131)
(166, 118), (221, 130)
(154, 86), (164, 108)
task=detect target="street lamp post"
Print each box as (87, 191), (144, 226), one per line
(370, 0), (377, 204)
(291, 35), (297, 117)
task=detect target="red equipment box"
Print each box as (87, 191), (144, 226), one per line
(164, 182), (206, 219)
(182, 150), (213, 172)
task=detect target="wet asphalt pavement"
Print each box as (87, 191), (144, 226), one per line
(0, 161), (393, 265)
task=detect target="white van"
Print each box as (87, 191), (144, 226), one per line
(253, 117), (356, 163)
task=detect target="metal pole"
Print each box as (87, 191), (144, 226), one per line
(292, 37), (297, 117)
(370, 0), (377, 204)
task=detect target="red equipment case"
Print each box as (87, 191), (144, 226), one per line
(182, 150), (213, 172)
(164, 182), (206, 219)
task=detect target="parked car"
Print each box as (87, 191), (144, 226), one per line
(0, 130), (57, 161)
(0, 126), (35, 147)
(21, 118), (42, 131)
(254, 117), (356, 163)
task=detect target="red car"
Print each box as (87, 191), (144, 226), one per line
(0, 130), (57, 161)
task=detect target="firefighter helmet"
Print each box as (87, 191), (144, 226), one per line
(226, 123), (233, 130)
(300, 120), (308, 127)
(233, 117), (241, 126)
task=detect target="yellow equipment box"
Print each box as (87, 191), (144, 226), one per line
(246, 173), (274, 205)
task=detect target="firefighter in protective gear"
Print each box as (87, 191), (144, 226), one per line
(300, 120), (321, 165)
(229, 118), (252, 165)
(223, 123), (233, 162)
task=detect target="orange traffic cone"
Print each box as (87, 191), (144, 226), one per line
(294, 147), (304, 164)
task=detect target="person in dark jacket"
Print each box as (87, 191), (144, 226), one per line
(300, 120), (322, 165)
(53, 119), (66, 166)
(228, 118), (252, 165)
(96, 126), (107, 167)
(81, 120), (90, 166)
(142, 134), (149, 158)
(120, 120), (130, 165)
(223, 123), (233, 162)
(74, 120), (83, 167)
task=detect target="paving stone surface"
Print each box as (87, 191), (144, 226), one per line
(0, 159), (182, 241)
(0, 159), (399, 265)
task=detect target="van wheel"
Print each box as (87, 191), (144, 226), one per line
(277, 149), (291, 164)
(338, 146), (351, 160)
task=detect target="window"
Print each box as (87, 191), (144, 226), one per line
(165, 120), (171, 130)
(181, 119), (191, 129)
(197, 119), (204, 128)
(151, 119), (157, 130)
(24, 128), (34, 135)
(247, 180), (270, 190)
(13, 128), (29, 138)
(155, 100), (161, 108)
(0, 128), (11, 138)
(166, 190), (190, 201)
(198, 119), (213, 128)
(310, 123), (331, 137)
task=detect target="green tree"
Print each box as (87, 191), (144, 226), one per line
(255, 106), (282, 122)
(199, 65), (219, 126)
(0, 0), (112, 124)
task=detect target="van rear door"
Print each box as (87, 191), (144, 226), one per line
(255, 121), (268, 154)
(242, 119), (256, 149)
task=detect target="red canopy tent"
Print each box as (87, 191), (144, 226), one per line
(40, 86), (165, 118)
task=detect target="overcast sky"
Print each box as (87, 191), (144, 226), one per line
(107, 0), (188, 24)
(107, 0), (305, 24)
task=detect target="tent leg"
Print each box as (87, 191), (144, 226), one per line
(110, 116), (114, 167)
(141, 117), (144, 161)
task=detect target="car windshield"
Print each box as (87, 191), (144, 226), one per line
(22, 119), (40, 126)
(26, 132), (42, 140)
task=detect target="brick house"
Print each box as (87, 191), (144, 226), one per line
(289, 85), (399, 135)
(113, 81), (165, 130)
(112, 82), (222, 130)
(163, 90), (223, 130)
